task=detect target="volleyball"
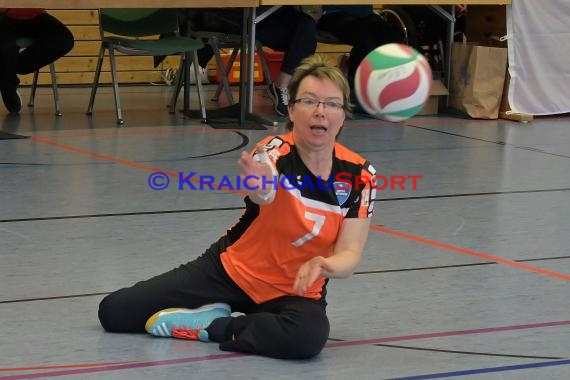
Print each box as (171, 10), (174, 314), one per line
(354, 43), (432, 122)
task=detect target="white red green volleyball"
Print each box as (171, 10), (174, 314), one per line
(354, 43), (432, 122)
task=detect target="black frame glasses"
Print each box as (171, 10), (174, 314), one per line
(292, 98), (344, 111)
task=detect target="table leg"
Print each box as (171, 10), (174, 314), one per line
(183, 7), (277, 129)
(239, 7), (249, 126)
(183, 51), (191, 114)
(429, 5), (455, 106)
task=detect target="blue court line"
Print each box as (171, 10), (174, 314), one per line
(388, 359), (570, 379)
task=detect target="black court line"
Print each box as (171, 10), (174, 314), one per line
(354, 256), (570, 276)
(0, 292), (109, 304)
(185, 131), (249, 159)
(2, 188), (570, 224)
(374, 187), (570, 202)
(520, 255), (570, 262)
(0, 206), (245, 224)
(406, 124), (570, 159)
(374, 343), (566, 360)
(0, 162), (46, 166)
(0, 130), (28, 140)
(2, 256), (568, 305)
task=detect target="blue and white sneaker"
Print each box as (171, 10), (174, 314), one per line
(145, 303), (231, 342)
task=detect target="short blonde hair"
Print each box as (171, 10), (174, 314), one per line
(286, 54), (352, 130)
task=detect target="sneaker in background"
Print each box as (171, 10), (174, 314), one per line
(145, 303), (231, 342)
(268, 82), (289, 117)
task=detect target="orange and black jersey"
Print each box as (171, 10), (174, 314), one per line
(220, 132), (376, 303)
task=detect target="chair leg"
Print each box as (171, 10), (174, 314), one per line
(192, 51), (207, 123)
(169, 57), (185, 114)
(211, 40), (235, 104)
(87, 44), (105, 116)
(28, 70), (39, 108)
(49, 63), (62, 116)
(256, 44), (273, 86)
(108, 47), (124, 125)
(211, 42), (224, 101)
(26, 65), (62, 116)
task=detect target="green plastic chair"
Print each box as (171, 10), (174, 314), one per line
(86, 9), (206, 125)
(16, 38), (62, 116)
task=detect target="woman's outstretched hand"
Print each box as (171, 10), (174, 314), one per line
(293, 256), (334, 296)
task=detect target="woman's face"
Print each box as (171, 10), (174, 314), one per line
(288, 76), (346, 151)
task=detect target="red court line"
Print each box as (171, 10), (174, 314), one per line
(30, 136), (245, 196)
(1, 320), (568, 379)
(371, 225), (570, 282)
(0, 353), (246, 380)
(0, 361), (137, 372)
(31, 136), (179, 175)
(326, 320), (570, 349)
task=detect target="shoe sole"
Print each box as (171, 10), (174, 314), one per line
(274, 106), (287, 117)
(145, 303), (231, 335)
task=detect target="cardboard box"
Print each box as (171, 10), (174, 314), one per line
(465, 5), (506, 43)
(416, 79), (448, 115)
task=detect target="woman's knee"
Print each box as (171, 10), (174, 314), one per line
(296, 12), (317, 36)
(224, 317), (329, 359)
(51, 27), (74, 57)
(297, 321), (329, 358)
(98, 292), (122, 332)
(98, 290), (143, 333)
(61, 28), (75, 55)
(279, 313), (330, 359)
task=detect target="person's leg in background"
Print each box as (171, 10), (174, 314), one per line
(0, 12), (73, 114)
(317, 12), (402, 90)
(187, 9), (243, 70)
(14, 13), (74, 76)
(185, 7), (316, 116)
(0, 15), (23, 113)
(256, 6), (317, 116)
(347, 14), (402, 85)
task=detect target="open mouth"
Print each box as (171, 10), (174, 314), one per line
(309, 125), (328, 133)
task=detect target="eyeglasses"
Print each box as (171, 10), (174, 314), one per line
(292, 98), (344, 112)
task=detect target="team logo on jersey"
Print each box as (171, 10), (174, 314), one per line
(333, 181), (351, 206)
